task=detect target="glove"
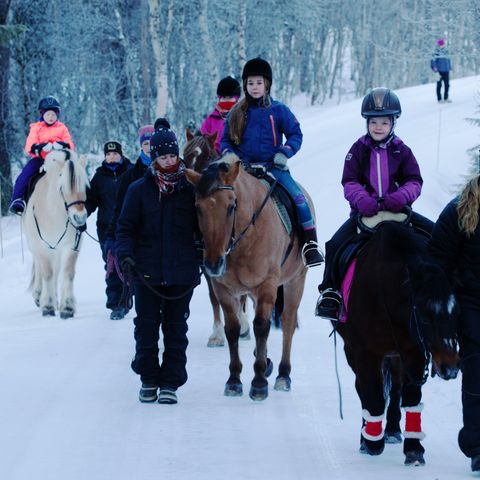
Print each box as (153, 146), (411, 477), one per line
(273, 153), (288, 171)
(121, 256), (135, 271)
(356, 194), (380, 217)
(30, 143), (47, 155)
(53, 141), (70, 150)
(103, 238), (115, 256)
(383, 191), (407, 213)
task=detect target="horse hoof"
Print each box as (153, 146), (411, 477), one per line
(385, 431), (402, 444)
(240, 328), (251, 340)
(224, 383), (243, 397)
(265, 358), (273, 377)
(42, 307), (55, 317)
(207, 337), (225, 348)
(362, 437), (385, 456)
(274, 376), (291, 391)
(249, 384), (268, 401)
(404, 451), (425, 466)
(60, 309), (74, 319)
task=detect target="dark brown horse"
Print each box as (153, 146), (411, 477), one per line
(185, 154), (310, 401)
(336, 215), (459, 465)
(183, 129), (250, 347)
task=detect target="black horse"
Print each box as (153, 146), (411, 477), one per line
(336, 216), (459, 466)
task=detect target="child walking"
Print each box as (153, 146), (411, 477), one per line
(221, 57), (323, 268)
(316, 87), (433, 320)
(200, 76), (241, 154)
(10, 96), (74, 214)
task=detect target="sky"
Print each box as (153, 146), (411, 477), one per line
(1, 76), (479, 480)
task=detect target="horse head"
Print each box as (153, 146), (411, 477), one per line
(185, 153), (241, 277)
(410, 259), (460, 380)
(44, 149), (89, 228)
(183, 129), (219, 172)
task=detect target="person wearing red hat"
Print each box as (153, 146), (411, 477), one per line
(431, 38), (452, 103)
(9, 96), (75, 214)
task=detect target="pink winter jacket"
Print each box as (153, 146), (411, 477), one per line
(200, 108), (225, 154)
(25, 120), (75, 158)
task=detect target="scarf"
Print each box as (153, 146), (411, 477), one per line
(139, 151), (151, 166)
(149, 161), (186, 198)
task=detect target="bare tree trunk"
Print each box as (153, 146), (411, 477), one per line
(140, 0), (151, 124)
(0, 0), (12, 214)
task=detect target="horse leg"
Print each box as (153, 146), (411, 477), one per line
(239, 294), (250, 340)
(274, 276), (305, 392)
(31, 260), (42, 307)
(384, 356), (403, 444)
(206, 276), (225, 347)
(400, 350), (427, 466)
(38, 254), (56, 316)
(249, 282), (276, 401)
(59, 249), (78, 319)
(356, 353), (387, 456)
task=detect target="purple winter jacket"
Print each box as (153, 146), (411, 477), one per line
(342, 135), (423, 213)
(200, 108), (225, 154)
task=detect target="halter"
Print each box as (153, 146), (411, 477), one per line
(33, 187), (86, 251)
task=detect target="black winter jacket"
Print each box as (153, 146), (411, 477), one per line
(430, 197), (480, 307)
(85, 159), (132, 238)
(115, 171), (201, 287)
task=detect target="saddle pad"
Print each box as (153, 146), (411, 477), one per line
(340, 258), (357, 323)
(260, 178), (292, 235)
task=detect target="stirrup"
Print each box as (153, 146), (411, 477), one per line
(9, 198), (26, 216)
(315, 288), (342, 319)
(301, 240), (324, 267)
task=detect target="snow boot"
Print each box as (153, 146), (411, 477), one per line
(301, 229), (324, 268)
(158, 387), (178, 404)
(110, 307), (127, 320)
(472, 454), (480, 472)
(139, 383), (158, 403)
(315, 288), (342, 320)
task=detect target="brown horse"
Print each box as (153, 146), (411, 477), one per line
(183, 129), (250, 347)
(185, 153), (309, 401)
(336, 215), (459, 465)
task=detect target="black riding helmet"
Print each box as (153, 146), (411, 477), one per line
(242, 58), (273, 84)
(361, 88), (401, 118)
(38, 96), (61, 112)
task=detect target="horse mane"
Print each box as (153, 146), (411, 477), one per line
(45, 150), (89, 195)
(195, 153), (239, 198)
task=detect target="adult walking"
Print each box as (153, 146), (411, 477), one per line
(431, 38), (452, 103)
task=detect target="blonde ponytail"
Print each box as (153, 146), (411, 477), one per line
(457, 175), (480, 237)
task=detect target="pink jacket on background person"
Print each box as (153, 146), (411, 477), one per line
(24, 120), (75, 158)
(200, 108), (225, 154)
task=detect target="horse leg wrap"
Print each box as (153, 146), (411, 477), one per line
(362, 409), (384, 441)
(403, 403), (426, 440)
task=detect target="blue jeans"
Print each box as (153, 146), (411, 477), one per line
(270, 167), (315, 230)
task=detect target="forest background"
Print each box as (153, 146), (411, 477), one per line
(0, 0), (479, 213)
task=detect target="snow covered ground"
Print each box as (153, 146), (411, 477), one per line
(1, 76), (479, 480)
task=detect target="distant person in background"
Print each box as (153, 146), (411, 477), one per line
(431, 38), (452, 103)
(200, 76), (241, 154)
(85, 141), (132, 320)
(9, 96), (74, 215)
(429, 175), (480, 474)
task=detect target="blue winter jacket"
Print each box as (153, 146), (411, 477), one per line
(431, 47), (451, 73)
(220, 97), (302, 166)
(115, 171), (201, 287)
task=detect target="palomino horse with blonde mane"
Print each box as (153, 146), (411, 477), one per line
(23, 147), (89, 318)
(183, 129), (250, 347)
(185, 153), (310, 401)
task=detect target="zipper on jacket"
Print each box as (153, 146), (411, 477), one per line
(269, 115), (277, 147)
(376, 151), (383, 198)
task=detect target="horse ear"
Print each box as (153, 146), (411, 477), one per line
(186, 128), (194, 142)
(222, 160), (241, 184)
(208, 131), (218, 146)
(185, 168), (201, 186)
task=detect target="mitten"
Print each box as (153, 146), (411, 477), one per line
(383, 191), (407, 213)
(273, 153), (288, 171)
(356, 195), (380, 217)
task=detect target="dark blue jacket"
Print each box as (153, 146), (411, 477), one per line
(429, 198), (480, 307)
(431, 47), (451, 73)
(115, 171), (201, 287)
(221, 97), (302, 166)
(85, 158), (132, 239)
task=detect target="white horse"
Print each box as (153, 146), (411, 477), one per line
(23, 148), (89, 318)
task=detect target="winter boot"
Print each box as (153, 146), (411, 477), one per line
(110, 307), (127, 320)
(301, 229), (324, 268)
(9, 198), (26, 216)
(315, 288), (342, 320)
(158, 387), (178, 404)
(139, 383), (158, 403)
(472, 454), (480, 472)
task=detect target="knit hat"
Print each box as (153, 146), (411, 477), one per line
(437, 38), (446, 47)
(217, 76), (241, 97)
(242, 57), (273, 84)
(150, 118), (179, 159)
(138, 124), (155, 145)
(104, 141), (123, 156)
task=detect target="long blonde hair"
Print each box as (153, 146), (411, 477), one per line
(227, 78), (271, 145)
(457, 175), (480, 237)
